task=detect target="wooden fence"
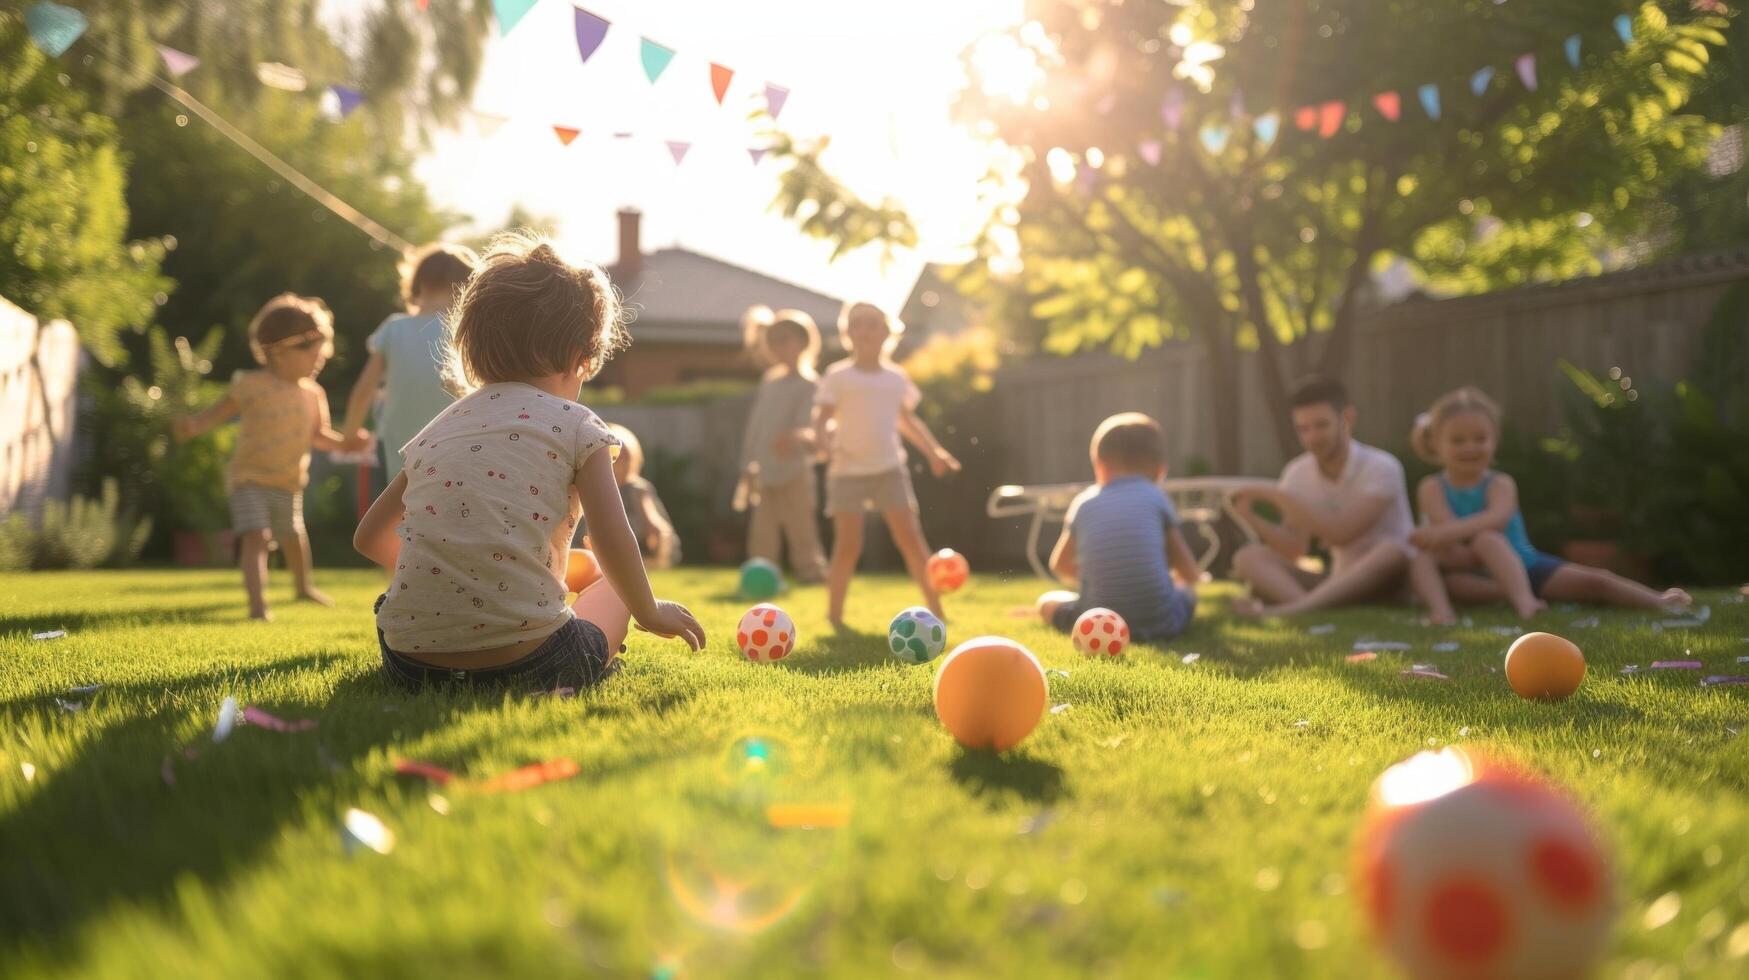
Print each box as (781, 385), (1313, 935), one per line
(592, 248), (1749, 569)
(0, 297), (82, 520)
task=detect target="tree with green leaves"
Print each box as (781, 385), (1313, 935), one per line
(772, 0), (1731, 470)
(0, 10), (167, 368)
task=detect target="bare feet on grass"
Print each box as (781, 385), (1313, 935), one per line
(1230, 596), (1269, 619)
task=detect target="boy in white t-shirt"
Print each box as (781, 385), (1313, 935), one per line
(814, 302), (960, 630)
(1229, 376), (1415, 617)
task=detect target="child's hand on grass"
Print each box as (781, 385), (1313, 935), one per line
(635, 600), (706, 651)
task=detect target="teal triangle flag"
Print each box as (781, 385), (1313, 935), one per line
(1470, 65), (1495, 97)
(1565, 34), (1583, 69)
(641, 38), (675, 83)
(493, 0), (538, 36)
(1614, 14), (1633, 46)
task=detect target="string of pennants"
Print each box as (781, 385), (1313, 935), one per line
(21, 0), (792, 168)
(1143, 9), (1671, 163)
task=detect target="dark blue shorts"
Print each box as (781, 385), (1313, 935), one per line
(375, 594), (619, 693)
(1049, 590), (1197, 644)
(1525, 554), (1567, 598)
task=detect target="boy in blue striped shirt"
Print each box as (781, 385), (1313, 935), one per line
(1036, 413), (1200, 643)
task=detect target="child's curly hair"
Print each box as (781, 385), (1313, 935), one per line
(741, 305), (821, 380)
(441, 232), (629, 395)
(247, 293), (335, 365)
(1410, 386), (1501, 464)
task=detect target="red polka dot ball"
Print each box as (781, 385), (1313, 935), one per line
(1071, 607), (1130, 657)
(1353, 747), (1613, 980)
(736, 604), (796, 664)
(925, 549), (970, 594)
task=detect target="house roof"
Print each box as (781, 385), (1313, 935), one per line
(613, 248), (849, 347)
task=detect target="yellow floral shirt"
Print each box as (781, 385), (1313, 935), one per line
(227, 370), (325, 492)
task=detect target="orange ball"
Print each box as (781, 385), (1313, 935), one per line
(932, 636), (1047, 751)
(926, 549), (970, 594)
(1504, 631), (1585, 702)
(565, 548), (602, 594)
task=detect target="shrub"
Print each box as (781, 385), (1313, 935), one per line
(0, 478), (151, 571)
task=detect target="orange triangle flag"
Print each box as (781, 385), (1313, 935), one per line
(710, 63), (734, 104)
(1317, 100), (1345, 138)
(553, 126), (580, 146)
(1294, 106), (1318, 131)
(1372, 91), (1401, 122)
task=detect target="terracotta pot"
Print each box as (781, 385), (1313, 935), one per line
(172, 529), (236, 567)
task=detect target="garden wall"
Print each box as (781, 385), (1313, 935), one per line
(0, 297), (81, 520)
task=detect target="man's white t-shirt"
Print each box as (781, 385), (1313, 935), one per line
(814, 361), (920, 477)
(1277, 440), (1414, 573)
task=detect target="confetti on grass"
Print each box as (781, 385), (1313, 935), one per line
(1401, 667), (1449, 680)
(341, 808), (395, 855)
(1051, 703), (1072, 714)
(54, 698), (83, 714)
(32, 630), (66, 641)
(396, 758), (579, 794)
(212, 697), (238, 742)
(241, 706), (317, 732)
(766, 803), (851, 829)
(1570, 617), (1600, 629)
(1651, 661), (1704, 671)
(69, 684), (101, 696)
(1308, 624), (1335, 635)
(20, 762), (36, 782)
(1701, 676), (1749, 688)
(1355, 640), (1412, 651)
(394, 760), (459, 785)
(1346, 652), (1377, 664)
(1431, 642), (1460, 653)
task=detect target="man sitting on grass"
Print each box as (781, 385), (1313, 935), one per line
(1229, 376), (1414, 618)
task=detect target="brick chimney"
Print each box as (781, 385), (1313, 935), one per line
(616, 208), (643, 283)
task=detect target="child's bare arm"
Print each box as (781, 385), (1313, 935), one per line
(1166, 527), (1201, 589)
(174, 392), (239, 442)
(340, 352), (386, 437)
(811, 403), (835, 460)
(354, 471), (407, 569)
(576, 451), (704, 648)
(1049, 527), (1078, 584)
(1408, 475), (1508, 549)
(899, 409), (960, 476)
(310, 389), (348, 452)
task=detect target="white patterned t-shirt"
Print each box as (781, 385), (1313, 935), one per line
(377, 382), (618, 654)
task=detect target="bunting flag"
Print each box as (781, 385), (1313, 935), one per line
(327, 84), (365, 119)
(573, 7), (610, 63)
(25, 2), (87, 57)
(1565, 34), (1583, 68)
(157, 44), (200, 78)
(748, 147), (767, 164)
(553, 125), (581, 146)
(1418, 83), (1442, 120)
(1229, 89), (1246, 120)
(1515, 53), (1537, 90)
(494, 0), (539, 36)
(709, 63), (734, 104)
(1161, 87), (1185, 131)
(666, 140), (690, 165)
(1614, 14), (1634, 45)
(1138, 139), (1163, 166)
(1317, 100), (1345, 138)
(1294, 105), (1318, 131)
(417, 0), (430, 9)
(1469, 65), (1495, 96)
(640, 38), (675, 83)
(256, 62), (308, 92)
(1199, 123), (1230, 154)
(764, 83), (790, 119)
(475, 112), (510, 137)
(1252, 111), (1279, 150)
(1372, 91), (1401, 122)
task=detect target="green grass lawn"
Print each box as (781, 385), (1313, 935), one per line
(2, 568), (1747, 978)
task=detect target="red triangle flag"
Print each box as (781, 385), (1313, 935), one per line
(553, 126), (580, 146)
(1317, 100), (1345, 138)
(1294, 106), (1318, 131)
(1372, 91), (1401, 122)
(710, 63), (734, 105)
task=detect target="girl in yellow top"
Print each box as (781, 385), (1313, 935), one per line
(175, 294), (356, 619)
(354, 233), (704, 692)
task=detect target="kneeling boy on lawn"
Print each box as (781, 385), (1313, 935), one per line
(1037, 412), (1200, 643)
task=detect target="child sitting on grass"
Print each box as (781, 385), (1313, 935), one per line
(576, 423), (679, 570)
(175, 293), (357, 620)
(1407, 385), (1690, 622)
(1037, 413), (1201, 643)
(353, 233), (703, 692)
(814, 301), (960, 631)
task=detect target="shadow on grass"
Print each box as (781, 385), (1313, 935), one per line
(949, 749), (1067, 807)
(0, 602), (263, 637)
(781, 626), (897, 676)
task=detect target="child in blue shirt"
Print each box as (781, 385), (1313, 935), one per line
(1037, 413), (1201, 642)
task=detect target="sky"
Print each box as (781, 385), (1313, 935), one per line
(342, 0), (1026, 309)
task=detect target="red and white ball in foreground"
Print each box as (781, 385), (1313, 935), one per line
(1071, 607), (1130, 657)
(1353, 747), (1613, 980)
(925, 548), (970, 594)
(736, 604), (796, 664)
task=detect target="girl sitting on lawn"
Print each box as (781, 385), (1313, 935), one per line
(353, 233), (703, 692)
(1406, 385), (1690, 623)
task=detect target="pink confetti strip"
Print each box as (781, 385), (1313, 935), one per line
(476, 758), (579, 794)
(1701, 675), (1749, 688)
(1650, 661), (1704, 670)
(242, 706), (317, 732)
(393, 760), (458, 785)
(1346, 652), (1378, 663)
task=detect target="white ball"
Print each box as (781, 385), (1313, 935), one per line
(1071, 607), (1130, 657)
(887, 606), (947, 664)
(736, 604), (796, 664)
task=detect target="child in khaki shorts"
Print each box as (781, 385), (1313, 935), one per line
(737, 306), (827, 582)
(813, 302), (959, 631)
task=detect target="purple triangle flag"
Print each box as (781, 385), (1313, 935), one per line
(666, 140), (690, 166)
(328, 85), (365, 119)
(764, 83), (790, 119)
(1161, 87), (1185, 131)
(573, 7), (610, 63)
(1138, 140), (1162, 166)
(1515, 53), (1536, 91)
(158, 44), (200, 78)
(748, 147), (767, 165)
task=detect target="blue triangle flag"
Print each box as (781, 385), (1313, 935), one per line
(1418, 83), (1441, 120)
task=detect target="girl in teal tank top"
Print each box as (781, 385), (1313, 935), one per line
(1407, 387), (1691, 623)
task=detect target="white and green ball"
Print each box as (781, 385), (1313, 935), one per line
(887, 607), (947, 664)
